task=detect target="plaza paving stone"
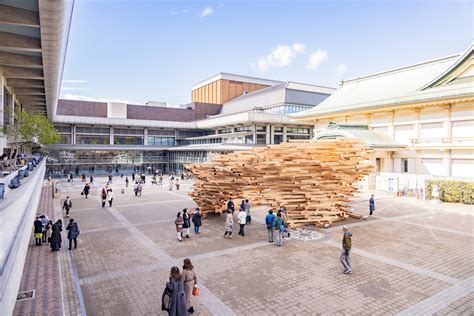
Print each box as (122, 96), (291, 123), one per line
(39, 177), (474, 315)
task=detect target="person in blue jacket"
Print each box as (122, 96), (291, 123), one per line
(265, 209), (276, 243)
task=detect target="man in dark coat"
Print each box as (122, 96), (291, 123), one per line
(50, 219), (63, 251)
(227, 198), (235, 214)
(34, 216), (43, 246)
(66, 219), (80, 250)
(83, 183), (90, 199)
(369, 195), (375, 216)
(192, 208), (202, 234)
(63, 197), (72, 217)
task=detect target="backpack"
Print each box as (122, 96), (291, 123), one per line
(161, 284), (172, 312)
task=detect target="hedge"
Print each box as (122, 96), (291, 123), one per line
(425, 179), (474, 204)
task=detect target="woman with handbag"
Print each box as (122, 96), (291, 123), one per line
(165, 266), (187, 316)
(182, 258), (197, 314)
(82, 183), (90, 199)
(182, 209), (191, 238)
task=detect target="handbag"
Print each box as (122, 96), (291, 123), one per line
(81, 191), (84, 196)
(161, 283), (172, 311)
(192, 285), (199, 297)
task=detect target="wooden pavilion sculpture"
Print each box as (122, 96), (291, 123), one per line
(185, 139), (374, 227)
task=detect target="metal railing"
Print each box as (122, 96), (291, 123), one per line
(410, 137), (474, 145)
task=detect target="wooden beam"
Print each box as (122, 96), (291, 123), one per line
(0, 52), (42, 68)
(14, 87), (45, 95)
(0, 5), (40, 27)
(0, 66), (43, 79)
(7, 79), (44, 88)
(0, 31), (41, 52)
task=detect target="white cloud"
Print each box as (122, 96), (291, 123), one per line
(60, 93), (136, 104)
(336, 64), (348, 74)
(200, 7), (214, 17)
(255, 43), (306, 72)
(306, 49), (328, 70)
(62, 79), (87, 83)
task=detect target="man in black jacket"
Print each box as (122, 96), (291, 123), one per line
(66, 219), (80, 250)
(63, 196), (72, 217)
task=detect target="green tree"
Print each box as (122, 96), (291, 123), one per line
(4, 110), (60, 169)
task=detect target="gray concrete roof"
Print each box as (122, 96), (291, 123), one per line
(292, 46), (474, 119)
(315, 129), (406, 149)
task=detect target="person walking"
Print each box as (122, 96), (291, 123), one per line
(340, 225), (353, 274)
(265, 209), (276, 243)
(45, 220), (53, 244)
(40, 214), (49, 243)
(166, 266), (187, 316)
(238, 208), (247, 236)
(82, 183), (90, 199)
(62, 196), (72, 218)
(175, 212), (184, 242)
(369, 195), (375, 216)
(50, 219), (63, 251)
(275, 212), (285, 246)
(137, 182), (143, 197)
(125, 177), (129, 188)
(224, 209), (234, 239)
(159, 175), (163, 186)
(244, 199), (251, 224)
(182, 258), (197, 314)
(34, 216), (43, 246)
(240, 200), (245, 211)
(192, 208), (202, 234)
(107, 189), (115, 207)
(132, 172), (135, 182)
(175, 178), (180, 190)
(182, 208), (191, 239)
(169, 177), (174, 191)
(101, 188), (107, 207)
(90, 175), (94, 184)
(66, 218), (80, 250)
(227, 198), (235, 214)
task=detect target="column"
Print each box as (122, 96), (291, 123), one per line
(388, 110), (395, 139)
(443, 149), (452, 177)
(9, 93), (15, 125)
(282, 126), (287, 143)
(265, 125), (271, 144)
(270, 126), (275, 144)
(252, 124), (257, 145)
(0, 74), (4, 128)
(414, 150), (422, 174)
(71, 125), (76, 144)
(110, 127), (114, 145)
(144, 128), (148, 145)
(413, 108), (420, 141)
(443, 104), (452, 141)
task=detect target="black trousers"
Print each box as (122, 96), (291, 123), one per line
(239, 224), (245, 236)
(109, 199), (113, 207)
(68, 238), (77, 249)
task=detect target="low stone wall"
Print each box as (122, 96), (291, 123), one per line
(0, 159), (46, 316)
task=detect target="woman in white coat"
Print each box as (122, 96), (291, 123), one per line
(106, 189), (115, 207)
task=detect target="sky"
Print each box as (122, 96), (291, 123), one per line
(60, 0), (473, 106)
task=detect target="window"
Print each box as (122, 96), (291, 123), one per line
(60, 134), (71, 144)
(273, 127), (283, 133)
(218, 128), (232, 134)
(76, 135), (109, 145)
(55, 125), (71, 133)
(401, 159), (408, 173)
(235, 126), (252, 132)
(148, 136), (175, 146)
(287, 127), (309, 134)
(256, 134), (266, 144)
(273, 134), (283, 144)
(76, 126), (109, 134)
(148, 129), (175, 136)
(287, 134), (310, 140)
(114, 136), (144, 145)
(256, 126), (265, 132)
(376, 158), (382, 172)
(114, 128), (144, 135)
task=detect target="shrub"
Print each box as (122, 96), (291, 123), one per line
(425, 179), (474, 204)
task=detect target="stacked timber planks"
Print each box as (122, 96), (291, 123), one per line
(186, 139), (373, 227)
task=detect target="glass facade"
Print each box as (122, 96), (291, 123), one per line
(114, 136), (144, 145)
(148, 136), (175, 146)
(258, 104), (313, 115)
(76, 135), (109, 144)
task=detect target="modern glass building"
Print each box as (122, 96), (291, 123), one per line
(46, 74), (335, 176)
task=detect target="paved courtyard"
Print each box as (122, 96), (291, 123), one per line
(55, 177), (473, 315)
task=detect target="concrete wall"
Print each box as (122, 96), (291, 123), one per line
(0, 159), (46, 316)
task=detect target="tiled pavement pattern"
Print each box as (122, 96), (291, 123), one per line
(17, 177), (474, 315)
(13, 185), (63, 316)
